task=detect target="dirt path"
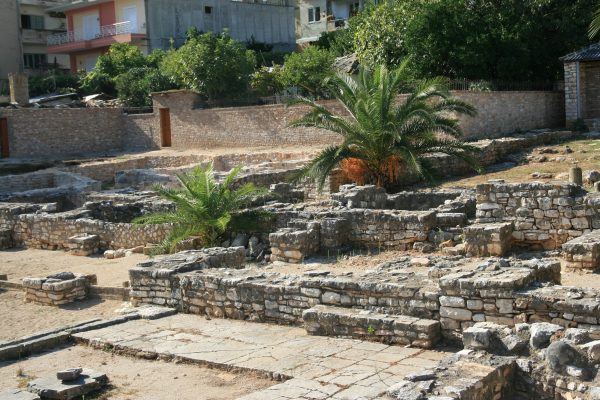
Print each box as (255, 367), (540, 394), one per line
(1, 249), (146, 287)
(0, 345), (274, 400)
(0, 290), (125, 341)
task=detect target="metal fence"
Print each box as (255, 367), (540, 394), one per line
(446, 78), (561, 92)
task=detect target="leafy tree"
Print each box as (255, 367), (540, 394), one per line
(134, 163), (268, 254)
(280, 46), (335, 95)
(28, 71), (79, 97)
(79, 43), (149, 96)
(288, 63), (482, 189)
(161, 31), (256, 99)
(251, 66), (284, 96)
(353, 0), (422, 68)
(405, 0), (596, 81)
(115, 67), (174, 107)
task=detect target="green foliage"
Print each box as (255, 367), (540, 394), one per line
(280, 46), (335, 95)
(288, 63), (482, 190)
(405, 0), (596, 81)
(315, 29), (355, 57)
(354, 0), (422, 68)
(95, 43), (147, 79)
(134, 163), (268, 254)
(161, 31), (256, 99)
(78, 43), (149, 97)
(590, 6), (600, 38)
(78, 71), (114, 96)
(28, 71), (79, 97)
(251, 66), (284, 96)
(115, 67), (174, 107)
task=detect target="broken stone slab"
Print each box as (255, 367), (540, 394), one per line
(530, 322), (563, 349)
(46, 272), (75, 281)
(56, 368), (82, 382)
(0, 389), (40, 400)
(27, 369), (108, 400)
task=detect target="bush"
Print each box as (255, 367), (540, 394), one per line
(251, 66), (284, 97)
(28, 71), (79, 97)
(78, 71), (114, 95)
(280, 46), (335, 96)
(161, 30), (256, 99)
(115, 67), (174, 107)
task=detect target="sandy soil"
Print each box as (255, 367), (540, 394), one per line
(440, 138), (600, 189)
(0, 249), (147, 287)
(561, 270), (600, 290)
(0, 290), (125, 341)
(0, 345), (274, 400)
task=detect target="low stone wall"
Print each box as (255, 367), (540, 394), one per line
(22, 273), (94, 306)
(303, 305), (441, 349)
(0, 203), (169, 251)
(0, 170), (100, 207)
(562, 230), (600, 270)
(476, 182), (600, 249)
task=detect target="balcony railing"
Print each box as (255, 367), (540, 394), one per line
(47, 21), (133, 46)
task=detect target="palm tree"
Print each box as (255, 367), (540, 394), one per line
(590, 7), (600, 38)
(134, 163), (268, 254)
(288, 63), (482, 190)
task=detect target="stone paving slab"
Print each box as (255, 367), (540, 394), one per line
(73, 314), (450, 399)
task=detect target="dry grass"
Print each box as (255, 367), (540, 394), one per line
(440, 138), (600, 189)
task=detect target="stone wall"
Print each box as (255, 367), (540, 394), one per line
(475, 182), (600, 249)
(148, 90), (565, 149)
(0, 108), (124, 158)
(22, 273), (93, 306)
(564, 62), (579, 122)
(0, 203), (169, 251)
(122, 113), (160, 151)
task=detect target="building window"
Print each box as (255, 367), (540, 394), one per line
(23, 53), (47, 69)
(205, 6), (213, 14)
(308, 7), (321, 22)
(21, 15), (45, 30)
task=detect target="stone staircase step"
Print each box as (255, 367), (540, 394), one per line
(302, 305), (441, 349)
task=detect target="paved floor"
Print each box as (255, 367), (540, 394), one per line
(74, 314), (451, 399)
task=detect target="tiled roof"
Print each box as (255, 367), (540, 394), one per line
(561, 43), (600, 62)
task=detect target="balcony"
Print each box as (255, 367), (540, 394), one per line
(47, 21), (145, 53)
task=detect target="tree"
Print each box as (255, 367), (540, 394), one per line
(134, 163), (268, 254)
(405, 0), (596, 81)
(79, 43), (154, 97)
(353, 0), (422, 68)
(115, 67), (174, 107)
(280, 46), (335, 96)
(288, 63), (482, 190)
(161, 31), (256, 99)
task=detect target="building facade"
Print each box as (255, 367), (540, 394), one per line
(48, 0), (296, 72)
(20, 0), (70, 72)
(47, 0), (148, 72)
(295, 0), (365, 44)
(0, 0), (23, 88)
(562, 43), (600, 130)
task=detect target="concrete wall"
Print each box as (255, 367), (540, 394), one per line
(0, 0), (23, 80)
(145, 0), (295, 51)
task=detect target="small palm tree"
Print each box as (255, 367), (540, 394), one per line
(134, 163), (268, 254)
(288, 63), (482, 190)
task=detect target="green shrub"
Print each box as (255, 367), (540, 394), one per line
(250, 66), (284, 97)
(280, 46), (335, 96)
(28, 71), (79, 97)
(161, 30), (256, 99)
(115, 67), (174, 107)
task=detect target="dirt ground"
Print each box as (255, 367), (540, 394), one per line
(0, 290), (125, 341)
(0, 345), (274, 400)
(441, 137), (600, 189)
(1, 249), (146, 287)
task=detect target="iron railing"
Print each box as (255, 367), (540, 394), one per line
(47, 21), (133, 46)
